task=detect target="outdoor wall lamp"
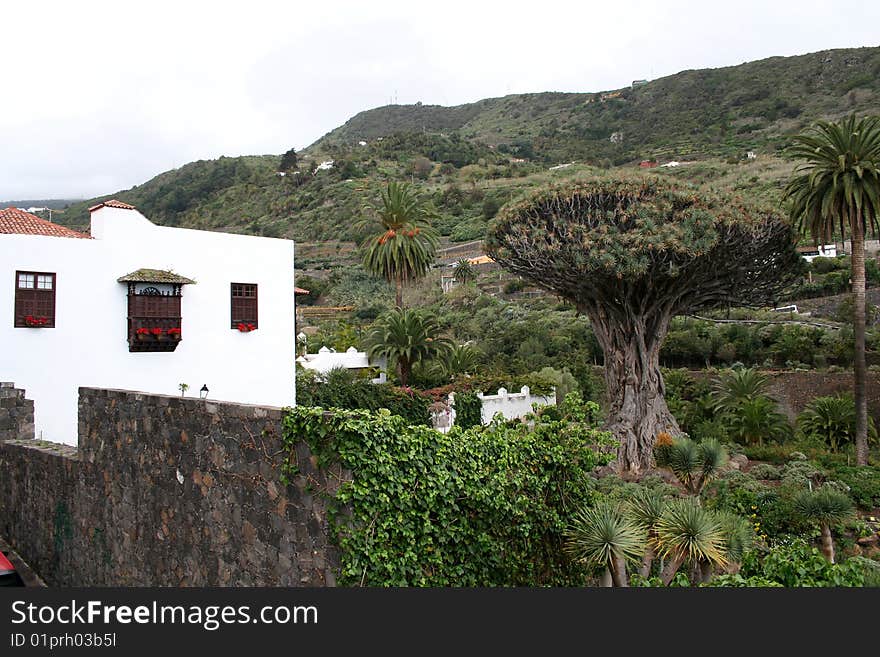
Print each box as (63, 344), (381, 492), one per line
(199, 384), (209, 399)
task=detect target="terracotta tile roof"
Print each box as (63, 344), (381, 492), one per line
(0, 207), (90, 239)
(117, 268), (196, 285)
(294, 286), (310, 295)
(88, 199), (137, 212)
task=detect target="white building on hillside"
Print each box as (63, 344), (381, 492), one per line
(297, 346), (386, 383)
(0, 201), (296, 445)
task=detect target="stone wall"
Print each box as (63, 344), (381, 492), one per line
(0, 387), (342, 586)
(686, 369), (880, 421)
(0, 382), (34, 442)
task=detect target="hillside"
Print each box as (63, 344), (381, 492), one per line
(49, 46), (880, 251)
(315, 46), (880, 162)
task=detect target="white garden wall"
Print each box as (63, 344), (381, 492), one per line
(476, 386), (556, 424)
(434, 385), (556, 431)
(0, 205), (295, 445)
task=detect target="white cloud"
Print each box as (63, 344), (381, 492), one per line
(1, 0), (878, 198)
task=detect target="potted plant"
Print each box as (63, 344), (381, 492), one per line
(237, 323), (256, 332)
(167, 327), (182, 341)
(135, 327), (153, 342)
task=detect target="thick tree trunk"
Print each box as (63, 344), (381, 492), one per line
(699, 560), (715, 585)
(592, 311), (681, 474)
(660, 554), (685, 586)
(639, 545), (656, 579)
(610, 555), (629, 587)
(851, 225), (869, 466)
(820, 524), (836, 564)
(397, 357), (410, 387)
(598, 567), (613, 587)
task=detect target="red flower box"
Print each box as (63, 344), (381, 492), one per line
(24, 315), (49, 327)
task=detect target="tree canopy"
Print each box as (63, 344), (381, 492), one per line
(485, 176), (803, 472)
(485, 176), (803, 317)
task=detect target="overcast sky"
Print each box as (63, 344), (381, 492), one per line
(2, 0), (878, 200)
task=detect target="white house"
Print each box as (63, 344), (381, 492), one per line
(297, 346), (386, 383)
(798, 244), (838, 262)
(0, 201), (296, 445)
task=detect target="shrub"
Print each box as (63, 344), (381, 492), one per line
(281, 406), (613, 586)
(748, 463), (782, 480)
(738, 538), (867, 587)
(452, 391), (483, 429)
(797, 393), (878, 453)
(826, 466), (880, 510)
(295, 367), (431, 426)
(503, 278), (526, 294)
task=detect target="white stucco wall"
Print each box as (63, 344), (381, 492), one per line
(476, 386), (556, 424)
(0, 206), (295, 445)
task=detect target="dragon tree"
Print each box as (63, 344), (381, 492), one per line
(485, 177), (802, 473)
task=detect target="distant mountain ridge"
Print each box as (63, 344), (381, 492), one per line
(45, 46), (880, 246)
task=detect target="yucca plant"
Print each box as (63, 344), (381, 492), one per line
(565, 502), (646, 587)
(714, 510), (755, 579)
(792, 487), (855, 563)
(798, 393), (878, 453)
(654, 498), (727, 585)
(654, 437), (728, 495)
(627, 489), (668, 578)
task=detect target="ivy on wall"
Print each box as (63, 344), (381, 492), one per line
(281, 405), (614, 586)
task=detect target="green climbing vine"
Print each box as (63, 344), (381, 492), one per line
(281, 405), (614, 586)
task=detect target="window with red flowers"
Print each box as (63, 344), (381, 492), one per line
(231, 283), (258, 330)
(14, 271), (56, 328)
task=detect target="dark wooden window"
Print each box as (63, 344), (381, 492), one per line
(231, 283), (258, 329)
(126, 284), (183, 352)
(14, 271), (56, 328)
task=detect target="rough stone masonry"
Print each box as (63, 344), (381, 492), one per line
(0, 386), (342, 586)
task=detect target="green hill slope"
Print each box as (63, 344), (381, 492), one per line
(51, 46), (880, 247)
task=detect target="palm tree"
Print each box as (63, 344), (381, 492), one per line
(565, 502), (645, 587)
(721, 396), (791, 447)
(654, 498), (727, 585)
(711, 367), (770, 409)
(365, 308), (452, 386)
(792, 487), (854, 563)
(453, 258), (477, 285)
(798, 392), (878, 453)
(434, 342), (482, 379)
(360, 182), (440, 307)
(784, 114), (880, 466)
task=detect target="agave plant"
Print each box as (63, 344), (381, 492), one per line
(798, 393), (878, 453)
(654, 498), (727, 585)
(792, 487), (854, 563)
(565, 502), (646, 587)
(654, 437), (728, 496)
(627, 489), (668, 578)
